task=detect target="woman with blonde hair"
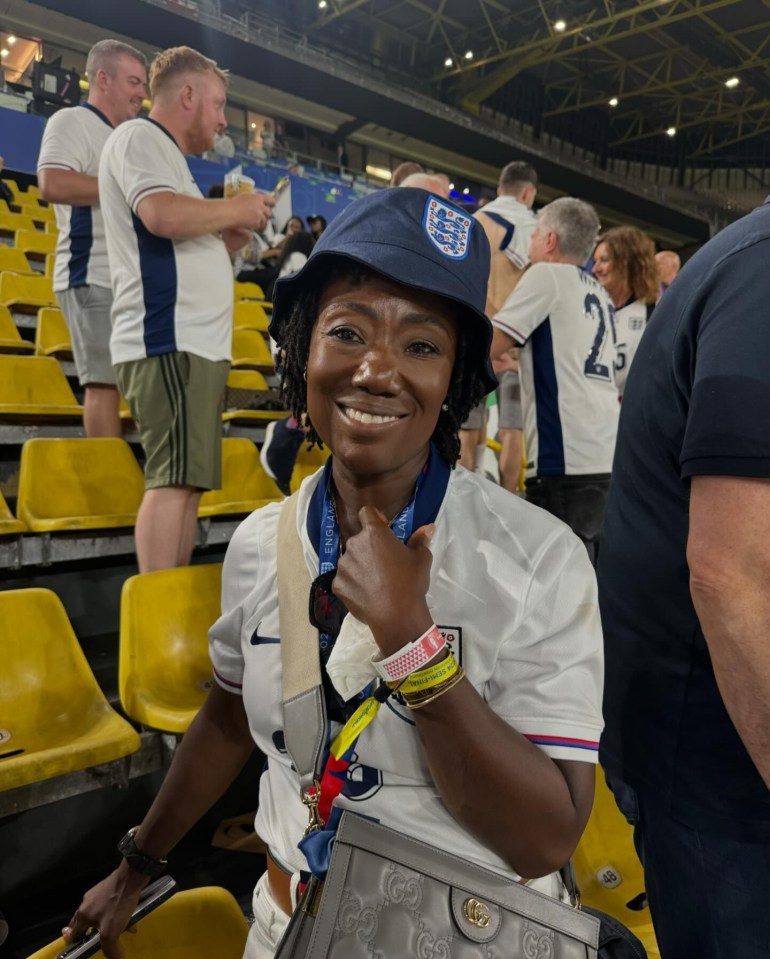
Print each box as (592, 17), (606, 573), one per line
(593, 226), (658, 397)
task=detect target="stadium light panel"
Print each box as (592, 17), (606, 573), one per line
(724, 76), (740, 88)
(554, 19), (567, 32)
(464, 50), (473, 60)
(444, 57), (452, 67)
(666, 126), (676, 137)
(8, 36), (16, 45)
(609, 97), (618, 107)
(318, 0), (327, 8)
(0, 49), (7, 58)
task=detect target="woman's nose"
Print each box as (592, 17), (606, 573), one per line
(351, 348), (400, 393)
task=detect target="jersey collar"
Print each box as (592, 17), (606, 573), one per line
(142, 116), (184, 154)
(81, 102), (113, 128)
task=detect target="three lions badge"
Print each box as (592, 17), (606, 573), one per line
(423, 196), (473, 260)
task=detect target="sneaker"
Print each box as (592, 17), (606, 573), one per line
(260, 416), (305, 495)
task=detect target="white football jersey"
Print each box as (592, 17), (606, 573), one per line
(37, 104), (113, 292)
(478, 194), (536, 269)
(99, 117), (233, 364)
(614, 298), (652, 397)
(493, 262), (620, 477)
(210, 466), (604, 892)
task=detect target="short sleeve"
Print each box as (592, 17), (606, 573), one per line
(208, 506), (277, 693)
(38, 111), (86, 173)
(508, 217), (535, 269)
(487, 529), (604, 763)
(681, 235), (770, 479)
(492, 264), (556, 345)
(115, 125), (179, 213)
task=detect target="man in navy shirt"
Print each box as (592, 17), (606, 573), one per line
(598, 200), (770, 957)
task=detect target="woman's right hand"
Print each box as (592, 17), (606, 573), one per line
(62, 863), (150, 959)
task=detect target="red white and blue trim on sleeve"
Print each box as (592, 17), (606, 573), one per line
(524, 734), (599, 753)
(213, 668), (243, 691)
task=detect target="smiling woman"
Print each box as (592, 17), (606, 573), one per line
(61, 188), (606, 959)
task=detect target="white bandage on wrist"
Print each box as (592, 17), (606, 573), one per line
(372, 624), (447, 682)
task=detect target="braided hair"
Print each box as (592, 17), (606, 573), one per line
(277, 258), (487, 467)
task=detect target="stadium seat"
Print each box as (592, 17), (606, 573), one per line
(231, 328), (274, 371)
(0, 272), (57, 312)
(35, 306), (72, 358)
(199, 438), (282, 517)
(18, 203), (55, 225)
(572, 773), (660, 957)
(222, 369), (287, 425)
(45, 220), (58, 235)
(15, 229), (57, 259)
(26, 885), (249, 959)
(0, 588), (140, 791)
(0, 212), (36, 239)
(119, 564), (222, 733)
(0, 305), (34, 353)
(234, 279), (266, 300)
(0, 490), (25, 536)
(17, 438), (144, 532)
(44, 252), (55, 277)
(290, 440), (330, 492)
(233, 300), (269, 333)
(0, 355), (83, 420)
(0, 246), (34, 275)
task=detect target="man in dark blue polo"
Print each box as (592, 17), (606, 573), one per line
(598, 200), (770, 957)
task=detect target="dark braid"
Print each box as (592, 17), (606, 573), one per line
(277, 258), (488, 467)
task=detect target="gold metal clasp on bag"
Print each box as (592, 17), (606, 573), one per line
(463, 898), (491, 928)
(300, 780), (325, 836)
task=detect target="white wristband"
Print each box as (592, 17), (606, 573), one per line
(373, 624), (447, 682)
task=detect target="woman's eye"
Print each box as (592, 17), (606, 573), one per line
(325, 326), (361, 343)
(408, 340), (439, 356)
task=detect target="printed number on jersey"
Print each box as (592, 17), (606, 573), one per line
(583, 293), (616, 383)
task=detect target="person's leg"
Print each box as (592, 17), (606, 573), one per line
(177, 489), (203, 567)
(82, 383), (121, 438)
(135, 485), (199, 573)
(615, 780), (770, 959)
(497, 371), (524, 493)
(458, 401), (486, 470)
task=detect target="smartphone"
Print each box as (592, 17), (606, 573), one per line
(56, 876), (177, 959)
(272, 175), (290, 200)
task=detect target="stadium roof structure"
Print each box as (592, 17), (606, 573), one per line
(299, 0), (770, 167)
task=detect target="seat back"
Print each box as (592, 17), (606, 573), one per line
(199, 438), (282, 516)
(0, 271), (56, 309)
(0, 488), (25, 535)
(0, 588), (139, 789)
(234, 279), (265, 300)
(0, 304), (33, 352)
(0, 246), (33, 274)
(119, 564), (222, 732)
(290, 441), (331, 492)
(15, 229), (57, 256)
(35, 306), (72, 357)
(0, 354), (80, 411)
(233, 300), (269, 332)
(17, 438), (144, 531)
(0, 212), (36, 234)
(26, 885), (249, 959)
(231, 328), (274, 368)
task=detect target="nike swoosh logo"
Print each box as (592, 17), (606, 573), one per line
(250, 622), (280, 645)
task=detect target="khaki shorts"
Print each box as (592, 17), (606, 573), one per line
(56, 284), (116, 386)
(462, 371), (522, 431)
(115, 352), (230, 491)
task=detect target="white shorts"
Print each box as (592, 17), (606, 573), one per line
(56, 284), (116, 386)
(243, 869), (300, 959)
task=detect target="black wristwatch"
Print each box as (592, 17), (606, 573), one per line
(117, 827), (168, 878)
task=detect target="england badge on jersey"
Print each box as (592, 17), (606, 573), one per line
(423, 196), (473, 260)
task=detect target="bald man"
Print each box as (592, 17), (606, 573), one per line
(656, 250), (681, 295)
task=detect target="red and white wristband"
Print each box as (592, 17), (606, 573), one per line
(372, 624), (447, 682)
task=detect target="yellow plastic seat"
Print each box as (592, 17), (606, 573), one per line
(0, 212), (36, 238)
(19, 203), (55, 224)
(23, 183), (41, 201)
(231, 328), (274, 371)
(234, 279), (266, 300)
(119, 564), (222, 733)
(27, 885), (249, 959)
(0, 489), (26, 536)
(0, 246), (34, 274)
(290, 440), (331, 492)
(15, 229), (57, 258)
(17, 438), (144, 532)
(233, 299), (270, 332)
(35, 306), (72, 358)
(0, 355), (83, 420)
(199, 438), (282, 517)
(572, 773), (660, 957)
(0, 272), (57, 313)
(222, 369), (287, 425)
(44, 252), (55, 277)
(46, 220), (59, 235)
(0, 588), (140, 791)
(0, 305), (34, 353)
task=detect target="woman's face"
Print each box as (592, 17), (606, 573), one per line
(286, 217), (303, 236)
(592, 242), (620, 292)
(306, 273), (458, 482)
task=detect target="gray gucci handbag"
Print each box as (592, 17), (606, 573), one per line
(274, 493), (601, 958)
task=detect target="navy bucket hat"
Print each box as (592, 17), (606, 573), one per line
(270, 188), (498, 394)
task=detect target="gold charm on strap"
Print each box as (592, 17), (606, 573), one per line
(301, 780), (325, 835)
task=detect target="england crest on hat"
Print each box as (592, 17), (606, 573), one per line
(423, 195), (474, 260)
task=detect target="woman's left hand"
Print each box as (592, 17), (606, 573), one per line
(333, 506), (435, 656)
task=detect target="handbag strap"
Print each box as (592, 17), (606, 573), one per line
(277, 491), (328, 795)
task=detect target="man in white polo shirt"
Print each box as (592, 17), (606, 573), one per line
(38, 39), (148, 437)
(99, 46), (274, 572)
(490, 197), (618, 563)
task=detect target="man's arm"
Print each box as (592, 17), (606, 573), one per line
(688, 474), (770, 788)
(136, 190), (273, 241)
(38, 168), (100, 206)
